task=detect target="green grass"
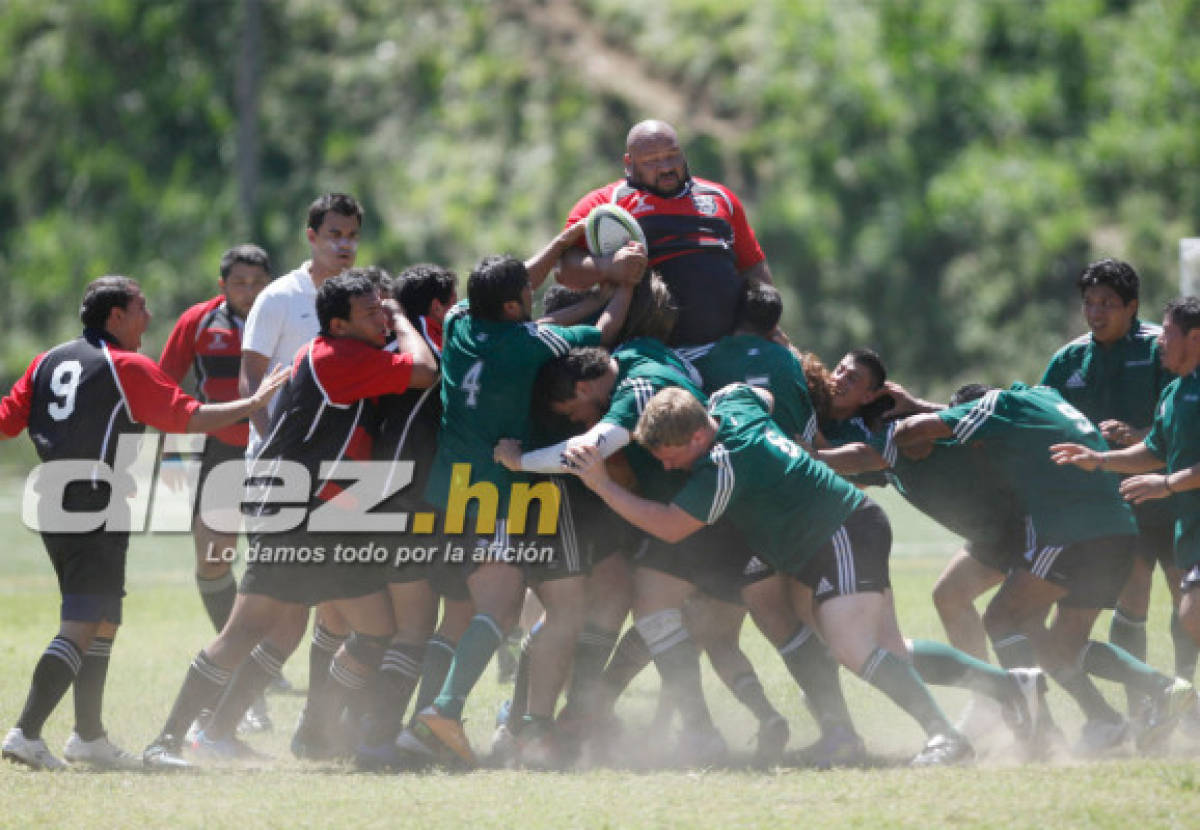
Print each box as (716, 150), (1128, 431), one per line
(1, 474), (1197, 829)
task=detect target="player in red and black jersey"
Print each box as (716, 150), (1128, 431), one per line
(559, 119), (775, 346)
(0, 276), (285, 771)
(159, 244), (270, 641)
(144, 271), (438, 768)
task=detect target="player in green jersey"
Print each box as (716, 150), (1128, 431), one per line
(1041, 259), (1187, 718)
(897, 382), (1195, 756)
(1053, 296), (1200, 746)
(564, 384), (1059, 765)
(404, 227), (634, 768)
(805, 350), (1034, 744)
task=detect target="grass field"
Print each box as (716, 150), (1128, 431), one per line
(1, 473), (1198, 828)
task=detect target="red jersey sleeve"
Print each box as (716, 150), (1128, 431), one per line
(310, 338), (414, 405)
(564, 184), (617, 250)
(109, 349), (203, 433)
(720, 184), (766, 271)
(0, 353), (46, 437)
(158, 297), (220, 383)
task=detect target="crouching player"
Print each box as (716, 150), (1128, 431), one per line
(566, 384), (993, 766)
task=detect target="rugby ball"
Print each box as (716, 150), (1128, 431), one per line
(585, 204), (647, 257)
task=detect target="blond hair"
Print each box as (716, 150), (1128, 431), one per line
(633, 387), (710, 450)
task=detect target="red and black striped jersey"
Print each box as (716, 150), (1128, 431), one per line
(374, 316), (443, 508)
(566, 177), (766, 346)
(159, 295), (247, 447)
(252, 336), (415, 511)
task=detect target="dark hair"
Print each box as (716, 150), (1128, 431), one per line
(396, 263), (457, 323)
(800, 351), (834, 422)
(80, 276), (140, 330)
(618, 271), (677, 343)
(316, 271), (377, 334)
(949, 383), (993, 407)
(219, 244), (270, 279)
(307, 193), (363, 233)
(848, 348), (887, 390)
(467, 255), (528, 321)
(532, 347), (611, 430)
(1077, 258), (1139, 305)
(357, 265), (394, 300)
(1165, 296), (1200, 334)
(542, 284), (594, 315)
(737, 283), (782, 335)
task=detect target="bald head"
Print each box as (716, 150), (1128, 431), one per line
(624, 120), (689, 197)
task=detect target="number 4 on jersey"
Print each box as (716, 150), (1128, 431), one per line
(462, 360), (483, 408)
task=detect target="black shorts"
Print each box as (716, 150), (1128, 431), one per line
(797, 500), (893, 604)
(1017, 534), (1135, 609)
(560, 475), (638, 569)
(631, 519), (774, 604)
(1134, 521), (1176, 570)
(38, 481), (128, 623)
(239, 529), (388, 606)
(194, 437), (246, 527)
(381, 529), (470, 602)
(462, 515), (585, 586)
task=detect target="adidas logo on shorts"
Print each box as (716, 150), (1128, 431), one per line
(816, 576), (834, 595)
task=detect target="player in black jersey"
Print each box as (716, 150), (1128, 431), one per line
(0, 276), (285, 770)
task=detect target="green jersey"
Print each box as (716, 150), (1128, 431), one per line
(602, 337), (705, 501)
(888, 443), (1022, 552)
(1040, 319), (1171, 429)
(1042, 318), (1174, 529)
(937, 382), (1136, 546)
(820, 416), (894, 488)
(1144, 370), (1200, 568)
(671, 384), (864, 573)
(426, 301), (601, 513)
(678, 334), (818, 443)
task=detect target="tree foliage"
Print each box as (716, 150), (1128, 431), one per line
(2, 0), (1199, 401)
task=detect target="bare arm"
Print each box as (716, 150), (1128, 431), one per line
(239, 349), (271, 438)
(815, 443), (889, 475)
(1049, 440), (1165, 474)
(536, 285), (612, 327)
(188, 364), (289, 433)
(892, 413), (953, 460)
(1122, 459), (1200, 504)
(593, 282), (635, 347)
(385, 300), (438, 388)
(557, 244), (648, 291)
(565, 444), (704, 543)
(525, 222), (589, 291)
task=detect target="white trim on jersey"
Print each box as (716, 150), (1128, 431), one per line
(382, 385), (436, 497)
(99, 342), (132, 420)
(529, 323), (571, 357)
(706, 443), (734, 524)
(881, 421), (898, 468)
(802, 411), (819, 445)
(952, 389), (1001, 444)
(305, 343), (351, 410)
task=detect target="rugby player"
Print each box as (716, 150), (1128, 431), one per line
(0, 276), (286, 770)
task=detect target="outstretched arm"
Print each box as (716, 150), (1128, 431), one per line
(892, 413), (952, 460)
(564, 444), (703, 543)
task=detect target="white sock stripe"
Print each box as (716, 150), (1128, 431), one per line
(192, 653), (232, 685)
(779, 626), (814, 656)
(860, 649), (888, 681)
(428, 635), (456, 654)
(329, 660), (368, 691)
(250, 645), (284, 677)
(381, 652), (423, 675)
(472, 614), (506, 642)
(313, 626), (347, 652)
(994, 634), (1029, 651)
(47, 638), (84, 673)
(635, 609), (689, 655)
(85, 639), (113, 658)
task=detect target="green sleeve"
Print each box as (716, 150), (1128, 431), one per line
(558, 324), (603, 349)
(1039, 351), (1066, 390)
(602, 380), (647, 430)
(938, 390), (1006, 444)
(672, 457), (725, 524)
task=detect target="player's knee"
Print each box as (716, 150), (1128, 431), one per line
(343, 631), (391, 671)
(981, 600), (1014, 640)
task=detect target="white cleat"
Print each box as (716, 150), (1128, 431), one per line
(3, 727), (66, 771)
(63, 732), (142, 770)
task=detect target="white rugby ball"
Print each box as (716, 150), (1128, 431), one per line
(585, 204), (647, 257)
